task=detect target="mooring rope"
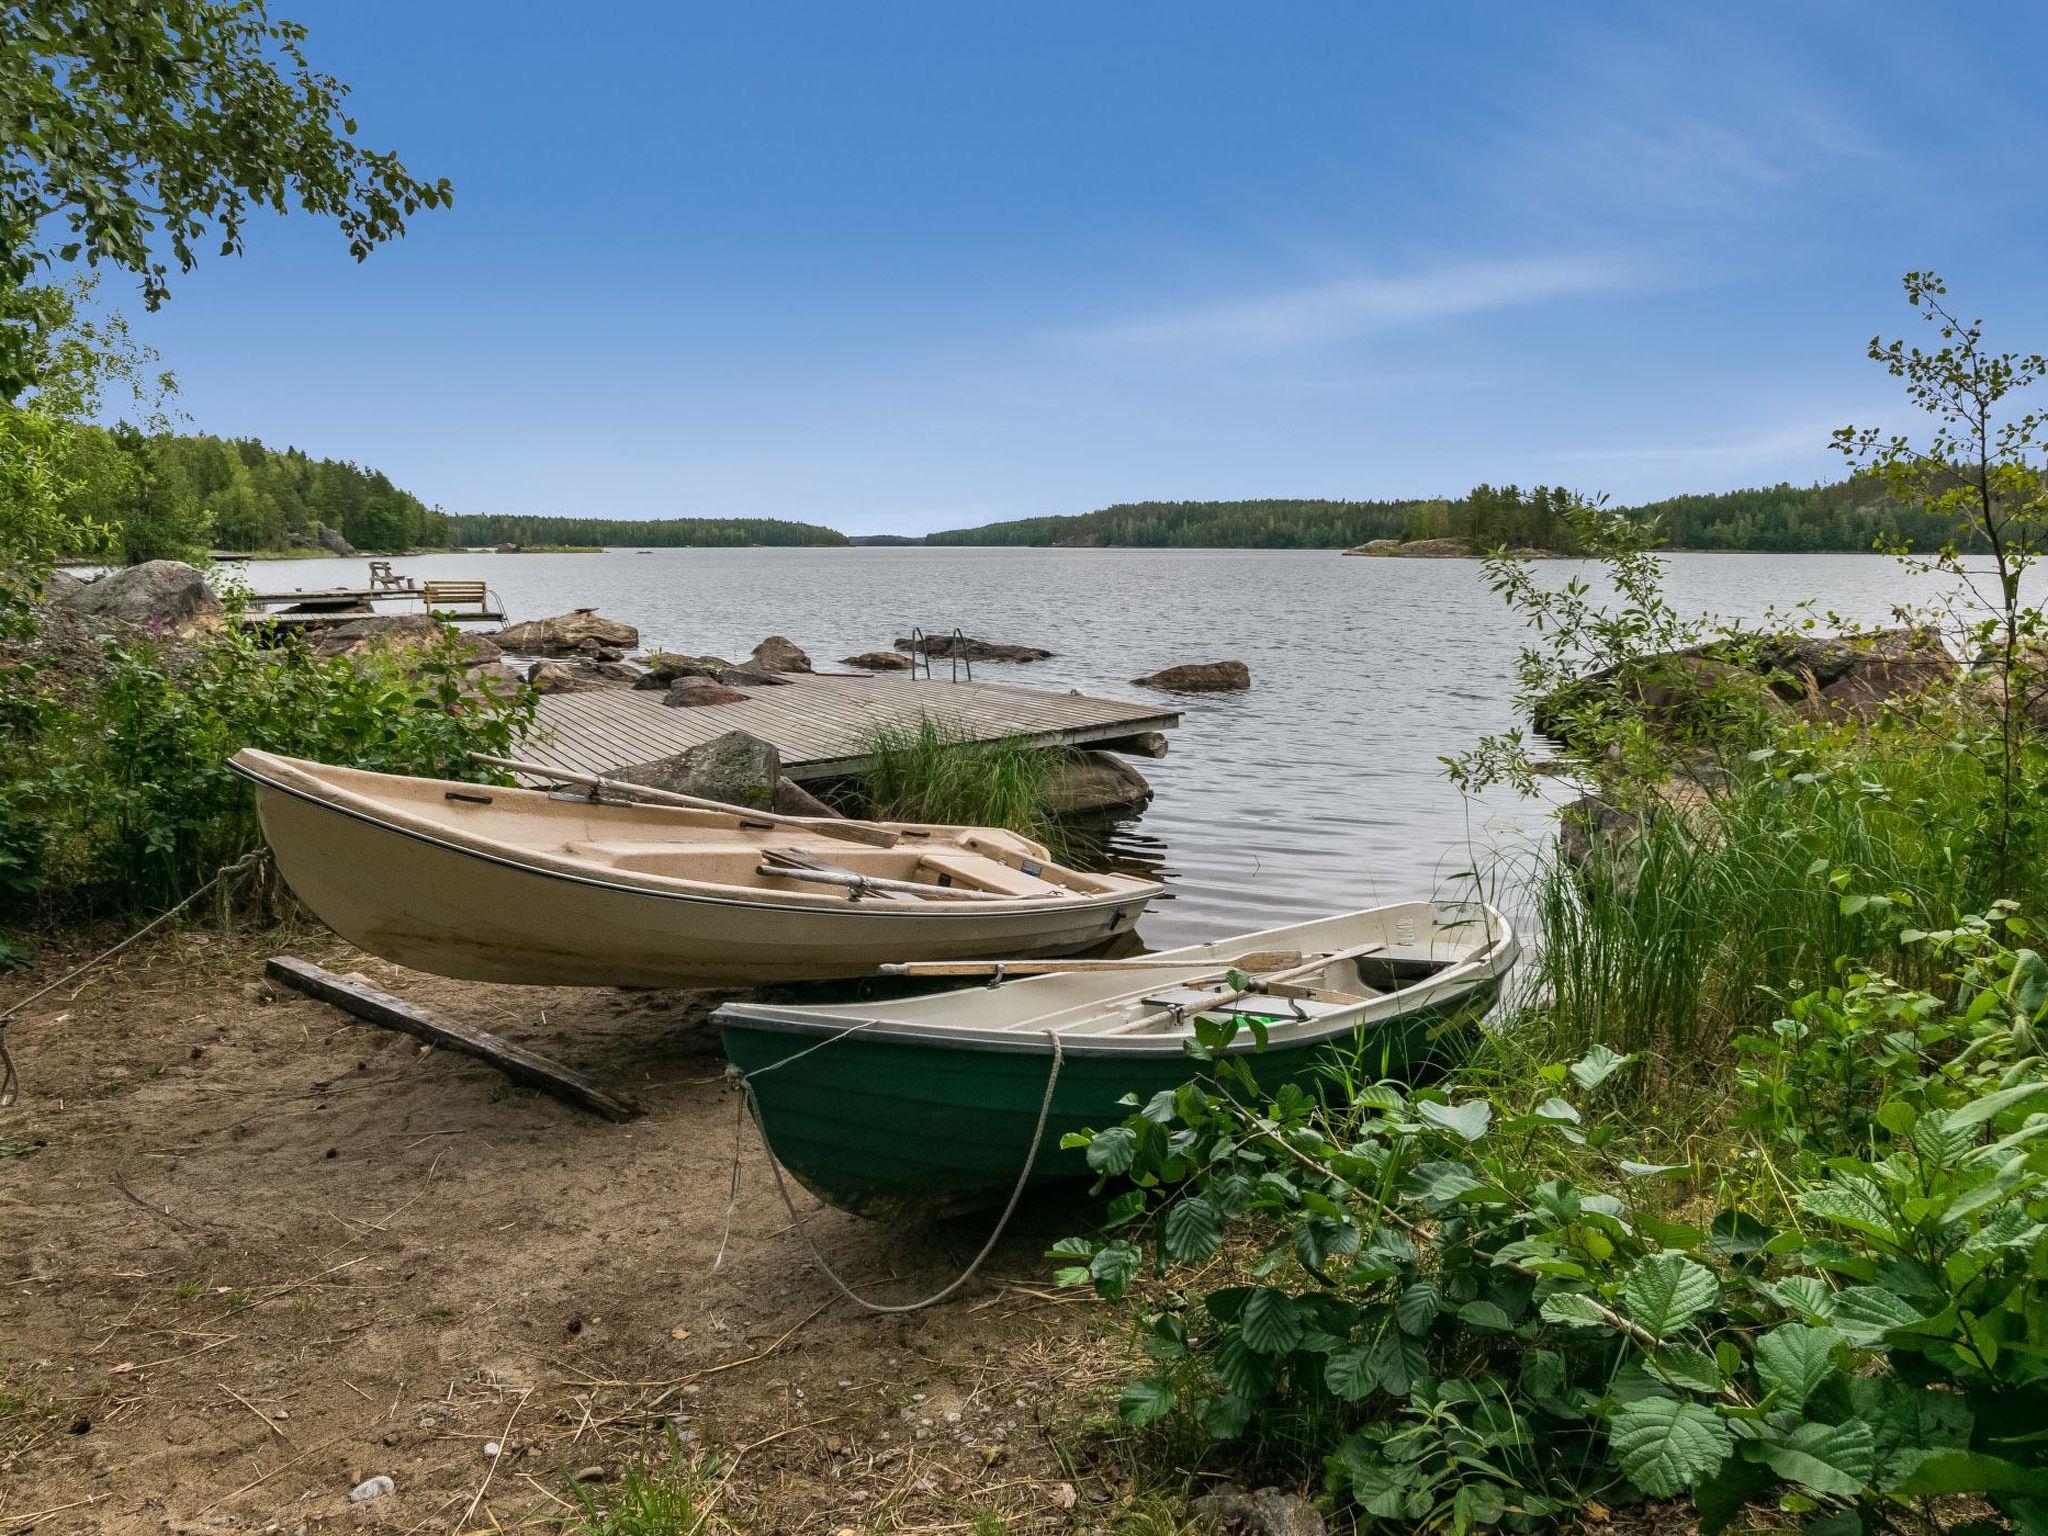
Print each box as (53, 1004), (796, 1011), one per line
(727, 1027), (1064, 1313)
(0, 851), (268, 1109)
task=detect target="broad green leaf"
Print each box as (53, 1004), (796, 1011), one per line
(1161, 1196), (1222, 1261)
(1458, 1299), (1513, 1331)
(1948, 1080), (2048, 1130)
(1753, 1324), (1842, 1412)
(1620, 1160), (1688, 1179)
(1540, 1292), (1610, 1328)
(1760, 1419), (1876, 1497)
(1611, 1396), (1733, 1497)
(1324, 1344), (1377, 1401)
(1088, 1240), (1141, 1299)
(1648, 1341), (1724, 1395)
(1238, 1288), (1304, 1355)
(1118, 1376), (1178, 1426)
(1621, 1253), (1720, 1338)
(1103, 1189), (1147, 1227)
(1570, 1044), (1635, 1091)
(1086, 1125), (1137, 1175)
(1396, 1281), (1441, 1336)
(1891, 1450), (2048, 1498)
(1417, 1098), (1493, 1142)
(1352, 1083), (1405, 1113)
(1798, 1176), (1898, 1242)
(1825, 1285), (1924, 1345)
(1213, 1331), (1277, 1400)
(1707, 1208), (1775, 1257)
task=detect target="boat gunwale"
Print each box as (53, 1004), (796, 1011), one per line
(230, 751), (1164, 921)
(716, 909), (1519, 1056)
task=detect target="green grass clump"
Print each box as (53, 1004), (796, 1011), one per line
(1499, 728), (2048, 1083)
(857, 715), (1061, 836)
(563, 1437), (728, 1535)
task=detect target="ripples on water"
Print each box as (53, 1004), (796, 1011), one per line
(237, 548), (1980, 949)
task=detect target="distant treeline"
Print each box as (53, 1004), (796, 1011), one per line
(926, 498), (1418, 548)
(51, 427), (451, 561)
(1622, 479), (1987, 553)
(925, 487), (1583, 551)
(922, 480), (1982, 554)
(440, 513), (847, 548)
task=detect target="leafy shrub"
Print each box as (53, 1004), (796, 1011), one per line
(1, 615), (532, 931)
(1057, 915), (2048, 1532)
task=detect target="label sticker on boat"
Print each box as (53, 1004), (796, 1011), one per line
(1021, 859), (1043, 877)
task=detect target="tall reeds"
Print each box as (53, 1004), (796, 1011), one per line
(856, 716), (1061, 835)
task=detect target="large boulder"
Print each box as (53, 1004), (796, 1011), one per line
(664, 676), (750, 707)
(1037, 751), (1152, 820)
(894, 633), (1053, 662)
(635, 652), (788, 689)
(311, 614), (502, 665)
(841, 650), (914, 671)
(58, 560), (224, 637)
(614, 731), (782, 811)
(1190, 1485), (1327, 1536)
(1341, 536), (1471, 558)
(749, 635), (812, 674)
(316, 524), (358, 557)
(1133, 659), (1251, 692)
(1812, 628), (1954, 722)
(494, 608), (639, 657)
(527, 658), (639, 694)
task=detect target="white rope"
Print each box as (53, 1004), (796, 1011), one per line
(0, 851), (267, 1108)
(732, 1028), (1065, 1314)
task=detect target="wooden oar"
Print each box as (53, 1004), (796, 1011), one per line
(754, 862), (1010, 902)
(1113, 939), (1389, 1034)
(470, 753), (900, 848)
(880, 950), (1306, 978)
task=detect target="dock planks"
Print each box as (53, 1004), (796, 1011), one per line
(521, 673), (1181, 782)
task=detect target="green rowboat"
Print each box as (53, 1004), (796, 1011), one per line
(717, 901), (1518, 1218)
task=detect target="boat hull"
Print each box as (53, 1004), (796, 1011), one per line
(246, 771), (1153, 986)
(721, 976), (1500, 1217)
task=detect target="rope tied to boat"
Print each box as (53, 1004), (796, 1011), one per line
(0, 851), (268, 1109)
(723, 1027), (1065, 1314)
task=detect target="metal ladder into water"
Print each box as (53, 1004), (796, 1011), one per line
(905, 626), (974, 683)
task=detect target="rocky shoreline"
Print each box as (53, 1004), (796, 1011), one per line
(43, 564), (1267, 826)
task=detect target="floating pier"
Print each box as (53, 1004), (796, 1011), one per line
(521, 673), (1181, 782)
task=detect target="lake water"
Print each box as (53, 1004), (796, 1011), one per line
(233, 548), (1975, 948)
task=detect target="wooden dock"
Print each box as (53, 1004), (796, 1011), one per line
(521, 674), (1181, 782)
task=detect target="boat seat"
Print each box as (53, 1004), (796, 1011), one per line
(915, 850), (1067, 898)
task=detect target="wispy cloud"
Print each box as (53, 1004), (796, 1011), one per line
(1473, 16), (1890, 229)
(1549, 410), (1893, 475)
(1063, 253), (1643, 362)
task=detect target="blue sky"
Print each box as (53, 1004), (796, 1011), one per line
(120, 2), (2048, 534)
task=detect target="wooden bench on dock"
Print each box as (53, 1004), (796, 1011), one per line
(421, 580), (495, 617)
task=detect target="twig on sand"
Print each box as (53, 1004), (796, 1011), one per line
(219, 1380), (288, 1440)
(557, 1299), (832, 1392)
(4, 1495), (103, 1532)
(455, 1388), (531, 1533)
(112, 1173), (210, 1232)
(200, 1433), (345, 1514)
(218, 1255), (368, 1319)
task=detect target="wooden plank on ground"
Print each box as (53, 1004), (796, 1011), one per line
(265, 957), (641, 1123)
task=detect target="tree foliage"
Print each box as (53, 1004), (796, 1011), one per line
(440, 512), (848, 549)
(1, 0), (450, 399)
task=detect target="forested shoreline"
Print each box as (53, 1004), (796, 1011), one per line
(440, 512), (846, 547)
(40, 419), (1985, 561)
(925, 479), (1985, 552)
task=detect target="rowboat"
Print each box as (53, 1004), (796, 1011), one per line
(719, 902), (1517, 1216)
(229, 749), (1162, 986)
